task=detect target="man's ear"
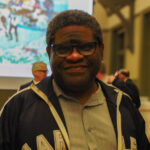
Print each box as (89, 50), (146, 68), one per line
(46, 46), (51, 57)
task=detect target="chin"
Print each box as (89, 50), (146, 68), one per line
(60, 74), (93, 91)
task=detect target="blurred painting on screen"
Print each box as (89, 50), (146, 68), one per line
(0, 0), (68, 77)
(0, 0), (93, 78)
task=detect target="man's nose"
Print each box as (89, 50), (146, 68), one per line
(66, 48), (84, 61)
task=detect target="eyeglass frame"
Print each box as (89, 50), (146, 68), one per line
(36, 70), (48, 73)
(48, 41), (99, 58)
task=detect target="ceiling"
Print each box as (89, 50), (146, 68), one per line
(97, 0), (135, 15)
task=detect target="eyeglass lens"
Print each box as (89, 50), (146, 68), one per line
(51, 42), (97, 57)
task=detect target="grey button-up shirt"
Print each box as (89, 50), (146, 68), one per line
(53, 80), (117, 150)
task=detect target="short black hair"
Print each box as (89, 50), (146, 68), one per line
(46, 9), (103, 46)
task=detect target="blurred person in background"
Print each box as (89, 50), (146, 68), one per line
(108, 68), (141, 108)
(19, 61), (47, 90)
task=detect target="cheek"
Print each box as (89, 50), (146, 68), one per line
(50, 53), (56, 70)
(119, 75), (124, 80)
(91, 52), (102, 68)
(50, 55), (63, 73)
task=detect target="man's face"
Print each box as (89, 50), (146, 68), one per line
(34, 65), (47, 81)
(47, 25), (103, 92)
(119, 73), (126, 81)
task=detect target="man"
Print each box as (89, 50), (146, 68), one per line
(108, 69), (141, 109)
(19, 61), (47, 90)
(0, 10), (149, 150)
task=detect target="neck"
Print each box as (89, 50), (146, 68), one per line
(124, 77), (129, 82)
(64, 82), (98, 104)
(34, 77), (40, 82)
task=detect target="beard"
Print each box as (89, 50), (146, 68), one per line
(53, 65), (99, 96)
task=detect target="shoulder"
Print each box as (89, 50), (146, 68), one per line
(0, 86), (33, 117)
(98, 79), (134, 107)
(19, 80), (33, 90)
(98, 79), (130, 97)
(99, 80), (144, 122)
(126, 79), (139, 91)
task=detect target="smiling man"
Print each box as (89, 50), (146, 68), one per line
(47, 25), (103, 104)
(0, 10), (149, 150)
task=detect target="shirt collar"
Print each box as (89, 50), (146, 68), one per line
(52, 79), (71, 99)
(33, 80), (40, 85)
(85, 83), (105, 107)
(52, 79), (105, 106)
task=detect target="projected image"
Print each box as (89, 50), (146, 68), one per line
(0, 0), (68, 77)
(0, 0), (93, 78)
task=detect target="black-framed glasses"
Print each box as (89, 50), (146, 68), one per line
(37, 70), (48, 73)
(50, 41), (98, 57)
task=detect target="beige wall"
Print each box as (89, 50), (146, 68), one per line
(125, 14), (143, 80)
(93, 0), (111, 73)
(0, 89), (17, 110)
(93, 0), (150, 86)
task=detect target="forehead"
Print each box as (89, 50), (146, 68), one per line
(54, 25), (95, 44)
(36, 64), (47, 69)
